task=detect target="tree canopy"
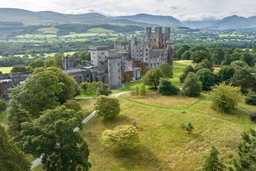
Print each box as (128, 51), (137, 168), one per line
(196, 68), (217, 91)
(94, 95), (120, 120)
(158, 78), (178, 96)
(20, 106), (91, 171)
(182, 72), (202, 97)
(158, 62), (173, 78)
(210, 83), (241, 114)
(0, 125), (30, 171)
(143, 68), (164, 89)
(10, 70), (64, 118)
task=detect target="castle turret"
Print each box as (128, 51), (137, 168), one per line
(107, 53), (122, 89)
(166, 41), (175, 66)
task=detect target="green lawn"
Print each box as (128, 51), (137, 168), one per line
(0, 67), (13, 74)
(80, 91), (254, 171)
(87, 28), (114, 33)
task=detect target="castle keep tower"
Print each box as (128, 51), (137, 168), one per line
(89, 46), (109, 66)
(107, 53), (122, 89)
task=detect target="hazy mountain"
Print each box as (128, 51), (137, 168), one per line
(113, 13), (184, 27)
(1, 8), (256, 30)
(205, 15), (256, 30)
(182, 20), (216, 29)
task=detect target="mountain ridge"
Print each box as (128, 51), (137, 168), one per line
(1, 8), (256, 30)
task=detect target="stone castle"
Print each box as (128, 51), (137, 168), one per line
(0, 27), (174, 100)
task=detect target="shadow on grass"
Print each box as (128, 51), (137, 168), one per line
(112, 145), (162, 170)
(101, 115), (133, 128)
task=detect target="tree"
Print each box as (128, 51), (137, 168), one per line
(28, 59), (45, 69)
(80, 81), (111, 96)
(20, 106), (91, 171)
(11, 66), (27, 72)
(0, 99), (7, 112)
(181, 50), (192, 60)
(7, 100), (31, 143)
(217, 66), (235, 83)
(10, 70), (64, 118)
(210, 83), (241, 114)
(38, 67), (78, 103)
(245, 91), (256, 105)
(211, 46), (225, 65)
(53, 53), (64, 68)
(140, 84), (146, 96)
(0, 125), (30, 171)
(179, 65), (195, 83)
(197, 145), (226, 171)
(158, 62), (173, 78)
(182, 72), (202, 97)
(63, 100), (82, 112)
(231, 129), (256, 170)
(96, 83), (112, 96)
(158, 78), (178, 96)
(196, 68), (217, 90)
(191, 50), (211, 63)
(240, 52), (253, 66)
(102, 125), (139, 150)
(143, 68), (164, 89)
(175, 44), (191, 60)
(95, 95), (120, 120)
(231, 67), (254, 93)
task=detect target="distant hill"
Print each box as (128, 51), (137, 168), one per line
(205, 15), (256, 30)
(182, 20), (216, 29)
(113, 13), (184, 27)
(1, 8), (256, 30)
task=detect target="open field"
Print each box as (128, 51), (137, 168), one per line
(87, 28), (114, 33)
(75, 60), (255, 171)
(80, 90), (254, 171)
(0, 67), (13, 73)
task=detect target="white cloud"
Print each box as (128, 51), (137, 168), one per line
(1, 0), (256, 21)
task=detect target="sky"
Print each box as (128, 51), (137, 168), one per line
(1, 0), (256, 21)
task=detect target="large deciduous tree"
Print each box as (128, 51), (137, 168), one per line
(143, 68), (164, 89)
(20, 106), (91, 171)
(7, 99), (31, 143)
(102, 125), (139, 150)
(211, 46), (225, 66)
(0, 125), (30, 171)
(196, 68), (217, 91)
(94, 95), (120, 120)
(158, 62), (173, 78)
(210, 83), (241, 114)
(41, 67), (78, 103)
(179, 65), (195, 83)
(175, 44), (191, 60)
(191, 50), (211, 63)
(10, 70), (64, 118)
(182, 72), (202, 97)
(158, 78), (178, 96)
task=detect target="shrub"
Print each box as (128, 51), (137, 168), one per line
(180, 122), (194, 134)
(248, 112), (256, 122)
(245, 91), (256, 105)
(158, 78), (178, 96)
(102, 125), (139, 150)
